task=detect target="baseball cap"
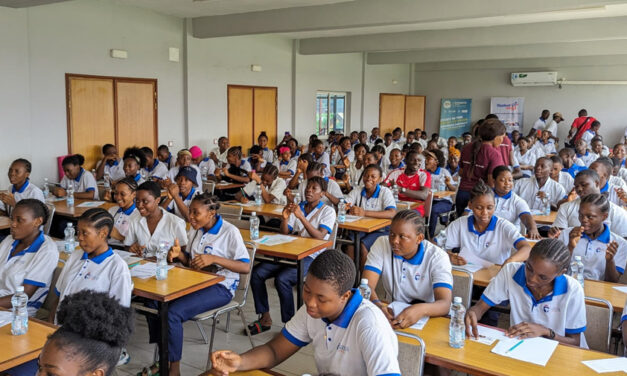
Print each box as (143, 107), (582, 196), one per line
(175, 166), (198, 186)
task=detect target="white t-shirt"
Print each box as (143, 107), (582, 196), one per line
(345, 185), (396, 211)
(124, 208), (188, 253)
(282, 292), (401, 376)
(275, 159), (297, 177)
(287, 201), (336, 259)
(186, 216), (250, 295)
(60, 168), (98, 199)
(493, 190), (531, 227)
(365, 238), (452, 304)
(581, 130), (596, 146)
(143, 160), (169, 180)
(481, 262), (587, 347)
(535, 140), (557, 156)
(0, 233), (58, 316)
(513, 177), (566, 210)
(553, 198), (627, 237)
(0, 179), (45, 212)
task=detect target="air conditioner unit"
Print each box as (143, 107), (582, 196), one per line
(510, 72), (557, 87)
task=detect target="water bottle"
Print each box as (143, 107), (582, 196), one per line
(66, 184), (75, 207)
(42, 178), (49, 200)
(273, 149), (279, 162)
(449, 296), (466, 348)
(438, 179), (446, 192)
(570, 255), (585, 287)
(337, 199), (346, 223)
(201, 166), (208, 182)
(298, 174), (304, 185)
(11, 286), (28, 336)
(293, 192), (301, 205)
(392, 185), (399, 202)
(91, 169), (97, 178)
(156, 241), (169, 280)
(254, 184), (263, 205)
(103, 172), (111, 191)
(358, 278), (371, 300)
(64, 223), (75, 254)
(250, 212), (260, 240)
(435, 229), (447, 247)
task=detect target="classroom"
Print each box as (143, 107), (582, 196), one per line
(1, 0), (627, 375)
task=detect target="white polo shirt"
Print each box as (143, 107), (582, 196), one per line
(493, 190), (531, 227)
(167, 187), (200, 219)
(124, 208), (188, 253)
(60, 168), (98, 199)
(365, 238), (452, 304)
(536, 140), (557, 156)
(103, 159), (126, 181)
(198, 158), (216, 177)
(261, 148), (274, 164)
(348, 161), (365, 186)
(333, 149), (355, 165)
(275, 159), (297, 177)
(0, 179), (45, 212)
(384, 161), (406, 179)
(143, 159), (169, 180)
(581, 130), (596, 145)
(282, 291), (401, 376)
(287, 201), (336, 259)
(243, 178), (287, 205)
(514, 150), (539, 177)
(610, 175), (626, 189)
(167, 165), (202, 187)
(108, 204), (141, 241)
(54, 248), (132, 308)
(428, 167), (454, 202)
(209, 147), (228, 164)
(557, 225), (627, 280)
(576, 151), (596, 167)
(0, 232), (58, 316)
(533, 117), (547, 131)
(345, 185), (396, 212)
(514, 176), (566, 210)
(600, 181), (622, 206)
(312, 151), (331, 177)
(481, 262), (587, 346)
(553, 198), (627, 237)
(445, 215), (525, 265)
(557, 172), (574, 193)
(298, 178), (343, 207)
(187, 216), (250, 295)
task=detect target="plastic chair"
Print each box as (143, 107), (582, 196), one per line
(203, 181), (216, 195)
(395, 331), (426, 376)
(422, 191), (434, 240)
(44, 203), (55, 235)
(217, 205), (243, 221)
(35, 266), (63, 320)
(191, 242), (257, 371)
(451, 267), (473, 309)
(584, 296), (613, 353)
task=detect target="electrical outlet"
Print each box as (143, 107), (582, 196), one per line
(213, 138), (218, 144)
(168, 141), (174, 147)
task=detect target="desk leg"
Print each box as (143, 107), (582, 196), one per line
(296, 259), (303, 308)
(159, 301), (170, 376)
(353, 231), (362, 287)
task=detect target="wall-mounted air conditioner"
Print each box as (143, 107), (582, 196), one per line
(511, 72), (557, 87)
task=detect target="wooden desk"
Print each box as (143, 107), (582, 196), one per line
(533, 211), (557, 225)
(0, 216), (10, 230)
(433, 191), (456, 199)
(214, 182), (245, 190)
(223, 202), (285, 218)
(339, 217), (391, 286)
(132, 265), (224, 376)
(401, 317), (623, 376)
(241, 229), (331, 307)
(0, 317), (57, 371)
(52, 199), (116, 218)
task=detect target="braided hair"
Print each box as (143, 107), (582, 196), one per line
(14, 198), (49, 226)
(191, 192), (221, 211)
(529, 239), (571, 273)
(581, 193), (610, 214)
(115, 176), (139, 192)
(123, 147), (147, 169)
(392, 209), (425, 236)
(79, 208), (114, 237)
(470, 179), (494, 202)
(11, 158), (32, 173)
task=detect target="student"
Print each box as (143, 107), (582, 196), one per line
(590, 159), (623, 206)
(157, 144), (176, 169)
(368, 127), (381, 146)
(124, 181), (187, 257)
(424, 151), (456, 238)
(0, 199), (57, 316)
(574, 139), (596, 167)
(358, 130), (368, 146)
(528, 109), (550, 136)
(536, 130), (557, 156)
(392, 127), (406, 145)
(106, 177), (140, 247)
(286, 152), (313, 190)
(545, 112), (563, 141)
(445, 180), (531, 266)
(371, 144), (391, 172)
(249, 177), (336, 335)
(0, 159), (44, 216)
(286, 137), (301, 159)
(581, 120), (601, 146)
(141, 146), (168, 180)
(465, 239), (587, 347)
(161, 166), (201, 222)
(385, 151), (430, 217)
(491, 166), (541, 239)
(612, 143), (626, 167)
(214, 146), (252, 184)
(456, 118), (506, 216)
(257, 132), (274, 163)
(385, 148), (405, 177)
(344, 143), (368, 188)
(513, 157), (566, 212)
(559, 148), (587, 178)
(590, 137), (606, 159)
(52, 154), (99, 200)
(145, 193), (250, 376)
(213, 250), (401, 375)
(549, 194), (626, 283)
(331, 136), (354, 178)
(513, 137), (536, 178)
(382, 133), (400, 159)
(310, 139), (331, 177)
(49, 208), (132, 322)
(240, 164), (287, 205)
(166, 149), (203, 187)
(189, 145), (204, 166)
(294, 162), (343, 207)
(274, 146), (297, 180)
(550, 155), (574, 193)
(247, 145), (267, 173)
(567, 109), (596, 146)
(96, 144), (125, 181)
(446, 148), (460, 180)
(350, 130), (359, 145)
(363, 210), (452, 327)
(209, 136), (230, 166)
(122, 146), (147, 185)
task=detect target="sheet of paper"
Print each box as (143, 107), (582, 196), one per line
(470, 325), (508, 345)
(343, 215), (363, 223)
(582, 358), (627, 373)
(456, 263), (484, 273)
(613, 285), (627, 294)
(387, 301), (429, 330)
(491, 337), (558, 366)
(272, 207), (286, 213)
(256, 234), (297, 246)
(130, 262), (174, 279)
(76, 201), (105, 208)
(458, 248), (494, 269)
(0, 311), (12, 328)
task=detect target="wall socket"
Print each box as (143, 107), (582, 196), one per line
(213, 138), (218, 144)
(168, 140), (174, 147)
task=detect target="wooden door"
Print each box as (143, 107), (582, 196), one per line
(116, 80), (158, 153)
(379, 93), (406, 136)
(253, 87), (278, 148)
(228, 86), (254, 153)
(67, 76), (115, 170)
(405, 95), (426, 132)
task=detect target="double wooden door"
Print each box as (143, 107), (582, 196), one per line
(228, 85), (277, 154)
(379, 93), (426, 136)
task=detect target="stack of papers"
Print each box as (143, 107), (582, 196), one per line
(114, 250), (143, 266)
(130, 262), (174, 279)
(582, 358), (627, 373)
(491, 337), (558, 366)
(613, 285), (627, 294)
(388, 301), (429, 330)
(459, 248), (494, 269)
(0, 311), (13, 328)
(470, 325), (508, 345)
(343, 215), (363, 223)
(76, 201), (105, 208)
(256, 234), (297, 246)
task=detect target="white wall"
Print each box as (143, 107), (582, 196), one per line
(414, 63), (627, 144)
(363, 63), (411, 128)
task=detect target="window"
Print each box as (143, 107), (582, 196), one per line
(316, 91), (348, 136)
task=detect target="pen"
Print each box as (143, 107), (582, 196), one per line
(505, 339), (524, 353)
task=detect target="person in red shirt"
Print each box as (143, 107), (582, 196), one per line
(394, 150), (431, 216)
(456, 118), (506, 216)
(567, 109), (596, 145)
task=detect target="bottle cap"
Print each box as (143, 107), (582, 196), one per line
(67, 223), (73, 227)
(252, 212), (256, 216)
(360, 278), (368, 285)
(16, 286), (24, 293)
(574, 255), (582, 261)
(453, 296), (462, 304)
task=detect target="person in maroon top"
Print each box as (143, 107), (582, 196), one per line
(455, 118), (506, 216)
(567, 109), (596, 145)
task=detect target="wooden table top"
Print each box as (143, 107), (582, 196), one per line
(241, 229), (331, 260)
(454, 265), (627, 312)
(532, 211), (557, 225)
(131, 264), (224, 302)
(338, 217), (391, 232)
(433, 190), (456, 199)
(214, 182), (245, 190)
(52, 199), (116, 218)
(0, 317), (57, 371)
(0, 216), (10, 230)
(223, 202), (285, 218)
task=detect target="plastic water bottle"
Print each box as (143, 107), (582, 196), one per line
(542, 196), (551, 216)
(103, 172), (111, 191)
(66, 184), (75, 207)
(438, 179), (446, 192)
(11, 286), (28, 336)
(250, 212), (260, 240)
(337, 199), (346, 223)
(435, 229), (447, 247)
(293, 192), (301, 205)
(156, 241), (169, 280)
(254, 184), (263, 205)
(449, 296), (466, 348)
(273, 149), (279, 162)
(358, 278), (371, 300)
(64, 223), (75, 254)
(201, 166), (208, 182)
(392, 185), (399, 202)
(570, 255), (585, 287)
(42, 178), (50, 200)
(298, 174), (304, 185)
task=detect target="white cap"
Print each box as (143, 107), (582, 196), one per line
(251, 212), (256, 216)
(574, 255), (582, 261)
(16, 286), (24, 293)
(360, 278), (368, 285)
(453, 296), (462, 304)
(67, 222), (73, 227)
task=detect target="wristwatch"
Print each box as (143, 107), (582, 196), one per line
(548, 328), (555, 339)
(400, 187), (406, 193)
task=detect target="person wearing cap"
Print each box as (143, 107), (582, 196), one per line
(161, 166), (201, 222)
(274, 146), (297, 180)
(190, 145), (216, 181)
(528, 109), (550, 137)
(166, 149), (203, 190)
(189, 145), (204, 166)
(546, 112), (564, 142)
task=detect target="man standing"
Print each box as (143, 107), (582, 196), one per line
(567, 109), (596, 146)
(528, 109), (550, 137)
(545, 112), (563, 142)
